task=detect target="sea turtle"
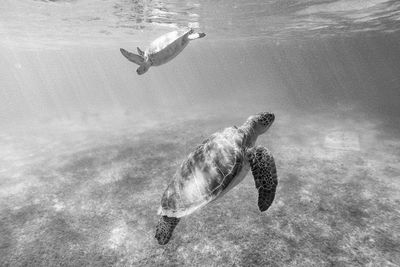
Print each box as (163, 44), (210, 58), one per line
(155, 112), (278, 245)
(120, 28), (206, 75)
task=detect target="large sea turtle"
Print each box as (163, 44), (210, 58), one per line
(155, 112), (278, 245)
(120, 28), (206, 75)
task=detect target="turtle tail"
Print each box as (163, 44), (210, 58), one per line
(155, 216), (180, 245)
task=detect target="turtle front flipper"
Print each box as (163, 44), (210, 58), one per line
(137, 47), (145, 56)
(247, 146), (278, 212)
(155, 216), (180, 245)
(120, 48), (144, 65)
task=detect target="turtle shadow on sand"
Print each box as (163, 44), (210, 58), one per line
(120, 28), (206, 75)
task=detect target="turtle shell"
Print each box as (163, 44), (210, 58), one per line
(158, 127), (249, 218)
(146, 28), (192, 66)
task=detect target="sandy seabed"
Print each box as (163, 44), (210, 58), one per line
(0, 110), (399, 266)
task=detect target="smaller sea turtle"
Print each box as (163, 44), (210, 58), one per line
(155, 112), (278, 245)
(120, 28), (206, 75)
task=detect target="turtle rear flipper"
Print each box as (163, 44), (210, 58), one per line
(155, 216), (180, 245)
(188, 32), (206, 40)
(248, 146), (278, 212)
(120, 48), (144, 65)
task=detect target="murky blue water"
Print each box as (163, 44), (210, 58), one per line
(1, 1), (400, 266)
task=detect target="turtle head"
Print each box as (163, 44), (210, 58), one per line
(243, 112), (275, 136)
(136, 62), (151, 75)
